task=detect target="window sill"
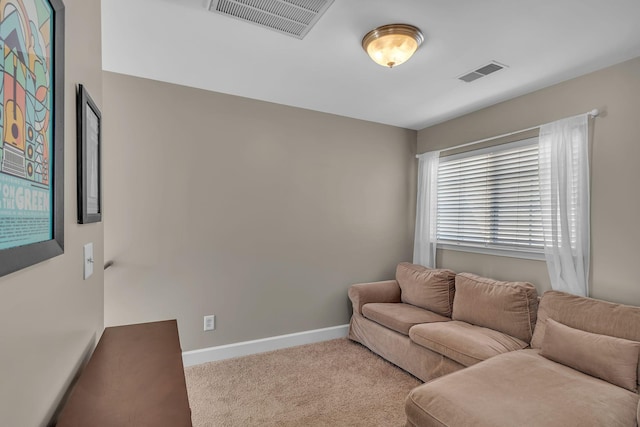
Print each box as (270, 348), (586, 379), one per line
(437, 243), (546, 261)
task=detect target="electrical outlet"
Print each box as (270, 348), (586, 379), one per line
(204, 315), (215, 331)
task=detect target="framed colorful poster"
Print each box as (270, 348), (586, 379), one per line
(77, 84), (101, 224)
(0, 0), (65, 277)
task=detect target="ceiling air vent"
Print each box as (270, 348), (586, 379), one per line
(458, 61), (507, 83)
(208, 0), (334, 39)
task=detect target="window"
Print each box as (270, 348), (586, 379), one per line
(436, 138), (544, 259)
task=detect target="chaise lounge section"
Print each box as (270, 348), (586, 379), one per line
(405, 290), (640, 426)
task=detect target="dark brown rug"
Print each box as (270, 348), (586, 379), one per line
(184, 338), (421, 426)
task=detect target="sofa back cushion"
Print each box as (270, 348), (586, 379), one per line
(396, 263), (456, 317)
(532, 291), (640, 347)
(452, 273), (538, 343)
(532, 290), (640, 390)
(540, 319), (640, 392)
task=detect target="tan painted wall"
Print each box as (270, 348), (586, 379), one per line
(0, 1), (103, 426)
(102, 72), (416, 351)
(419, 57), (640, 306)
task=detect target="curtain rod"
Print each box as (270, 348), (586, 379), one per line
(417, 109), (599, 158)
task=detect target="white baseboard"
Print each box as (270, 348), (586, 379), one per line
(182, 324), (349, 367)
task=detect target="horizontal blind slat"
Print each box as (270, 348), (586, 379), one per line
(436, 138), (543, 253)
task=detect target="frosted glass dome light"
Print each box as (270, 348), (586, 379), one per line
(362, 24), (424, 68)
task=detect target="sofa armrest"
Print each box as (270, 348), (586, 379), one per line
(348, 280), (401, 316)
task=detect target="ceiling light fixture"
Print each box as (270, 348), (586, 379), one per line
(362, 24), (424, 68)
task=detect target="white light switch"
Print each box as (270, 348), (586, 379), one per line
(84, 243), (94, 280)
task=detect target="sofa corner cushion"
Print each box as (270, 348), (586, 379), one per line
(531, 290), (640, 347)
(452, 273), (538, 343)
(405, 349), (640, 427)
(362, 303), (450, 336)
(540, 318), (640, 392)
(396, 262), (456, 317)
(409, 321), (528, 367)
(531, 290), (640, 390)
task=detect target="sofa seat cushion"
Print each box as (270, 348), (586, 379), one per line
(361, 303), (450, 336)
(409, 321), (528, 367)
(405, 349), (639, 427)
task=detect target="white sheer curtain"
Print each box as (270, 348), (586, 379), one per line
(414, 151), (440, 268)
(538, 114), (590, 296)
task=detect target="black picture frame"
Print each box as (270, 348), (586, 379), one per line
(76, 85), (102, 224)
(0, 0), (65, 277)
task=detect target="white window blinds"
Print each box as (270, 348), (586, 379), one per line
(436, 138), (543, 255)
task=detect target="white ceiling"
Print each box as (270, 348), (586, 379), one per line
(102, 0), (640, 130)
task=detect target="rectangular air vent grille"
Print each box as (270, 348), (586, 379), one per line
(458, 61), (507, 83)
(209, 0), (334, 39)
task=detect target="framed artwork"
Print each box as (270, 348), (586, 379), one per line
(76, 84), (101, 224)
(0, 0), (65, 277)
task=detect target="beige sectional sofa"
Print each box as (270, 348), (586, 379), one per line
(348, 262), (640, 427)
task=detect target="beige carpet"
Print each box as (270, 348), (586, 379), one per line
(184, 338), (421, 426)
